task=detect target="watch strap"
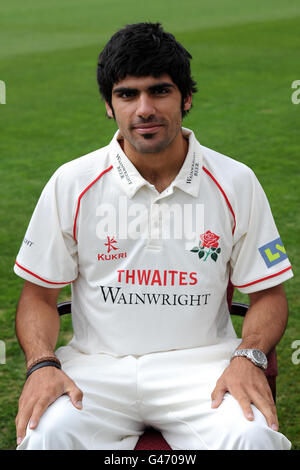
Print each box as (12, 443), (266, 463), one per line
(231, 348), (268, 370)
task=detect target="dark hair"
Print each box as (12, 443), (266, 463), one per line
(97, 22), (197, 118)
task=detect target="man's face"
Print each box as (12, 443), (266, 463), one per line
(105, 74), (192, 154)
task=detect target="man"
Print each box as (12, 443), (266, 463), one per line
(14, 22), (293, 450)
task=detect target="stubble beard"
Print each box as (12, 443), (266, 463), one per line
(132, 133), (170, 154)
(127, 122), (182, 155)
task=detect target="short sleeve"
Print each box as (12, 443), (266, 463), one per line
(14, 169), (78, 288)
(230, 169), (293, 293)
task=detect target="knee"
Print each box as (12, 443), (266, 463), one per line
(17, 396), (82, 450)
(215, 395), (291, 450)
(230, 419), (291, 450)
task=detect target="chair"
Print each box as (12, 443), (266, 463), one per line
(56, 284), (277, 451)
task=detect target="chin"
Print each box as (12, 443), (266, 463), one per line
(136, 143), (167, 154)
(134, 135), (171, 154)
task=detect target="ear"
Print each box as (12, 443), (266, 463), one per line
(183, 94), (192, 112)
(105, 101), (114, 119)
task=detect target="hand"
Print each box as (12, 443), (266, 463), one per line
(16, 366), (83, 446)
(211, 357), (278, 431)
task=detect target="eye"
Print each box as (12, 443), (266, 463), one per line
(116, 90), (137, 99)
(152, 87), (170, 95)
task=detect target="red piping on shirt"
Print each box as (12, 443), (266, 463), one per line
(73, 165), (113, 242)
(202, 166), (236, 235)
(15, 261), (74, 285)
(233, 266), (292, 288)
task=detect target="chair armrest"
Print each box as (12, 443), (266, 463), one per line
(230, 301), (249, 317)
(57, 301), (72, 316)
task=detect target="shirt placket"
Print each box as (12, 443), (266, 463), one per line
(145, 187), (175, 251)
(146, 196), (162, 251)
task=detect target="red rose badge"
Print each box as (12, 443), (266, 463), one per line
(191, 230), (221, 262)
(200, 230), (220, 249)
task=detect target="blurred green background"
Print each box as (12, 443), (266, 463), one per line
(0, 0), (299, 450)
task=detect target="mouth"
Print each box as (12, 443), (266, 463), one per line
(132, 123), (164, 135)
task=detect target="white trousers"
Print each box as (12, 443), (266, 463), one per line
(18, 339), (291, 450)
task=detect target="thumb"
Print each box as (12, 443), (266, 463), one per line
(67, 384), (84, 410)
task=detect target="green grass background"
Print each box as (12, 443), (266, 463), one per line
(0, 0), (299, 450)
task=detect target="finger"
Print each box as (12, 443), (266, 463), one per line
(251, 395), (279, 431)
(29, 397), (54, 430)
(211, 385), (227, 408)
(235, 395), (254, 421)
(66, 384), (83, 410)
(16, 406), (33, 445)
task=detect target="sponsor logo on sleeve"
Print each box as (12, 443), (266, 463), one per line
(258, 237), (288, 268)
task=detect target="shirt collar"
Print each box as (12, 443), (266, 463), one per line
(171, 127), (203, 197)
(108, 127), (203, 199)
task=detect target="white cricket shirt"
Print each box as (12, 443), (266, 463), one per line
(14, 128), (293, 356)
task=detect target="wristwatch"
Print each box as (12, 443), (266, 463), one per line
(231, 348), (268, 370)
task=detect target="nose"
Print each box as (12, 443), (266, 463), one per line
(136, 93), (156, 119)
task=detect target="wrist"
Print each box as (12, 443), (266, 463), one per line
(231, 348), (268, 370)
(26, 350), (57, 367)
(26, 357), (62, 379)
(26, 355), (61, 372)
(237, 335), (269, 355)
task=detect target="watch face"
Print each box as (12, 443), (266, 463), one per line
(252, 349), (266, 363)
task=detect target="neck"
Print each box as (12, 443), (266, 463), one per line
(120, 130), (189, 193)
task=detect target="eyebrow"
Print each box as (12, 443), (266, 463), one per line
(112, 82), (176, 95)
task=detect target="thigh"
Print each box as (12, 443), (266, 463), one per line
(18, 347), (144, 450)
(18, 394), (142, 450)
(138, 342), (291, 450)
(161, 392), (291, 450)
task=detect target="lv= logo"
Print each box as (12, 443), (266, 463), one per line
(259, 238), (288, 268)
